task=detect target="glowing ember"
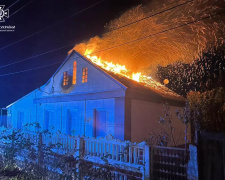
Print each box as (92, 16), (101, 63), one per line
(163, 79), (169, 85)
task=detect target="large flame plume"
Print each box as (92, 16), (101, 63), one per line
(84, 49), (181, 98)
(84, 49), (145, 82)
(73, 0), (225, 76)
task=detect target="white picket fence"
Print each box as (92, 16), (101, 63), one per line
(0, 128), (191, 180)
(84, 136), (145, 165)
(23, 131), (149, 179)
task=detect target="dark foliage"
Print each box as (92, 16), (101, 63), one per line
(156, 44), (225, 97)
(187, 88), (225, 133)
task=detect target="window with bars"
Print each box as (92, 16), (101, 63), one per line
(72, 61), (77, 84)
(82, 68), (88, 83)
(63, 71), (69, 86)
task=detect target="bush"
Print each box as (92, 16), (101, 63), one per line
(187, 87), (225, 133)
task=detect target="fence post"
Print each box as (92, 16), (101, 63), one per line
(143, 144), (150, 180)
(38, 132), (43, 167)
(187, 144), (198, 180)
(77, 136), (84, 159)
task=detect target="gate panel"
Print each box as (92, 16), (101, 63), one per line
(151, 146), (188, 180)
(198, 132), (225, 180)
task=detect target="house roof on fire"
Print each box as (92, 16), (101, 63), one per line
(67, 50), (186, 104)
(104, 70), (185, 102)
(7, 50), (185, 108)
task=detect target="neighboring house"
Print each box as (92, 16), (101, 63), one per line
(6, 50), (188, 144)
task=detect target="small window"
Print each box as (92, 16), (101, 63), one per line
(72, 61), (77, 85)
(82, 68), (88, 83)
(63, 71), (69, 86)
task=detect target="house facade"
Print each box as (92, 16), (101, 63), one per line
(7, 51), (188, 144)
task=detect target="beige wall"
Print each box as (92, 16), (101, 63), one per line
(131, 99), (190, 145)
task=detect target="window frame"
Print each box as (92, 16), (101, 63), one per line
(63, 71), (69, 86)
(82, 67), (88, 83)
(72, 61), (77, 85)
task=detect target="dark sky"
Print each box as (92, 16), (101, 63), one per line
(0, 0), (141, 107)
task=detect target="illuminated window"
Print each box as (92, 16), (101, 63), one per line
(72, 61), (77, 84)
(82, 68), (88, 83)
(63, 71), (69, 86)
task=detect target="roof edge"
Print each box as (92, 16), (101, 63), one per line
(7, 89), (37, 108)
(45, 50), (76, 85)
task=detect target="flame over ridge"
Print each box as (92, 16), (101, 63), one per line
(84, 49), (181, 98)
(84, 49), (150, 83)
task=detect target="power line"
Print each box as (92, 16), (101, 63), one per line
(0, 43), (74, 69)
(0, 10), (224, 77)
(107, 0), (194, 33)
(85, 10), (225, 56)
(0, 81), (23, 96)
(9, 0), (35, 18)
(0, 0), (190, 52)
(0, 0), (103, 51)
(7, 0), (20, 9)
(0, 62), (61, 77)
(0, 0), (194, 69)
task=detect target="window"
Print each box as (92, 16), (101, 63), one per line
(82, 68), (88, 83)
(44, 110), (54, 130)
(63, 71), (69, 86)
(67, 109), (80, 136)
(72, 61), (77, 84)
(17, 111), (24, 130)
(44, 110), (50, 130)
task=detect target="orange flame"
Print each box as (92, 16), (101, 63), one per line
(75, 0), (225, 75)
(84, 49), (182, 98)
(85, 49), (146, 83)
(132, 72), (141, 82)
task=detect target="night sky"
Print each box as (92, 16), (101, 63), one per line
(0, 0), (142, 108)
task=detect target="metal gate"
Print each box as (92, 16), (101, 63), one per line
(198, 132), (225, 180)
(150, 146), (188, 180)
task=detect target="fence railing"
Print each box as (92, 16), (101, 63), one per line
(83, 136), (145, 166)
(43, 133), (79, 152)
(24, 132), (146, 167)
(0, 129), (192, 180)
(24, 131), (80, 154)
(23, 132), (148, 178)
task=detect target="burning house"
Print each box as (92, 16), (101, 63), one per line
(6, 50), (188, 144)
